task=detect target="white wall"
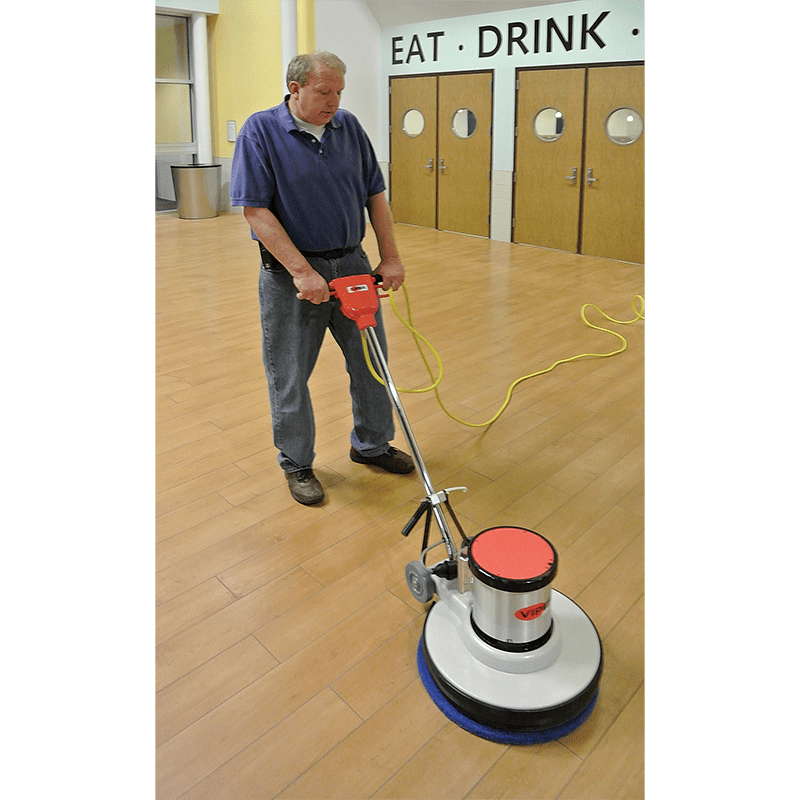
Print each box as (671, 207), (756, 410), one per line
(380, 0), (643, 241)
(381, 0), (645, 171)
(315, 0), (384, 158)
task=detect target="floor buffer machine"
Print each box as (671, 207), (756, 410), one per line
(330, 275), (603, 745)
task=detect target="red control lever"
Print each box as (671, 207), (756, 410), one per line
(329, 275), (386, 330)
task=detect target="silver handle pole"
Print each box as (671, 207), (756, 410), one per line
(363, 326), (457, 560)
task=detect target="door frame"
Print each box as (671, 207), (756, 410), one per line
(512, 60), (644, 254)
(389, 69), (495, 234)
(512, 65), (586, 253)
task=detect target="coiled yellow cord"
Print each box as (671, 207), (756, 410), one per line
(363, 285), (644, 428)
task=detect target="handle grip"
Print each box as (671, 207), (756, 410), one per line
(402, 500), (430, 537)
(328, 274), (382, 329)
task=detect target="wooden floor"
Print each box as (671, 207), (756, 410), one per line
(155, 213), (645, 800)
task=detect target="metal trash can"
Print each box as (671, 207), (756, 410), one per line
(170, 164), (221, 219)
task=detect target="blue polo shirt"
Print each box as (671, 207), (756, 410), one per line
(230, 97), (386, 252)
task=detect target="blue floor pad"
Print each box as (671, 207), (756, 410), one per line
(417, 638), (598, 745)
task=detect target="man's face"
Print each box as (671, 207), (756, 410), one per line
(289, 65), (344, 127)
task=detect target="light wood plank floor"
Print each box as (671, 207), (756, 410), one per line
(156, 212), (645, 800)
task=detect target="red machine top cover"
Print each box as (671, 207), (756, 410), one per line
(470, 527), (555, 581)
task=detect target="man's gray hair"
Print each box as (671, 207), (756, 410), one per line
(286, 51), (347, 89)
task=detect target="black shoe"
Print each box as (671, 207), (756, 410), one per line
(285, 469), (325, 505)
(349, 446), (415, 474)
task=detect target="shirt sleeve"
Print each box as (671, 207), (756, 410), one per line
(229, 119), (275, 208)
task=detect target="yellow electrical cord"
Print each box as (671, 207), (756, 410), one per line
(363, 285), (644, 429)
(361, 291), (445, 393)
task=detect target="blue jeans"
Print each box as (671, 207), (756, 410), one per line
(258, 246), (395, 472)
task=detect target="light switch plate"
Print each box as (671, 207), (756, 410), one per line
(227, 121), (237, 142)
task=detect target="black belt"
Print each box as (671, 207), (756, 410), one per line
(301, 245), (359, 260)
(258, 241), (358, 270)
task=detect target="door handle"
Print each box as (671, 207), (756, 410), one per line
(565, 167), (577, 183)
(424, 158), (434, 170)
(439, 158), (447, 172)
(586, 168), (599, 185)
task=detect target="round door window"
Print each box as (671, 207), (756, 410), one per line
(402, 108), (425, 137)
(533, 108), (565, 141)
(451, 108), (477, 139)
(605, 108), (643, 145)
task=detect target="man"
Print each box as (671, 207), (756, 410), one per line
(230, 51), (414, 506)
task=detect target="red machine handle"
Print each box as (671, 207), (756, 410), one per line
(329, 274), (387, 330)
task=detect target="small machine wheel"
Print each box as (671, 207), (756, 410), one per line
(405, 561), (435, 603)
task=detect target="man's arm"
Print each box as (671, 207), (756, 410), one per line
(366, 192), (405, 292)
(243, 206), (330, 304)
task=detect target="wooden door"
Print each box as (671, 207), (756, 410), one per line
(389, 75), (438, 228)
(581, 65), (645, 263)
(436, 72), (493, 237)
(513, 68), (585, 251)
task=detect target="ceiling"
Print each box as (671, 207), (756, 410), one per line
(363, 0), (577, 30)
